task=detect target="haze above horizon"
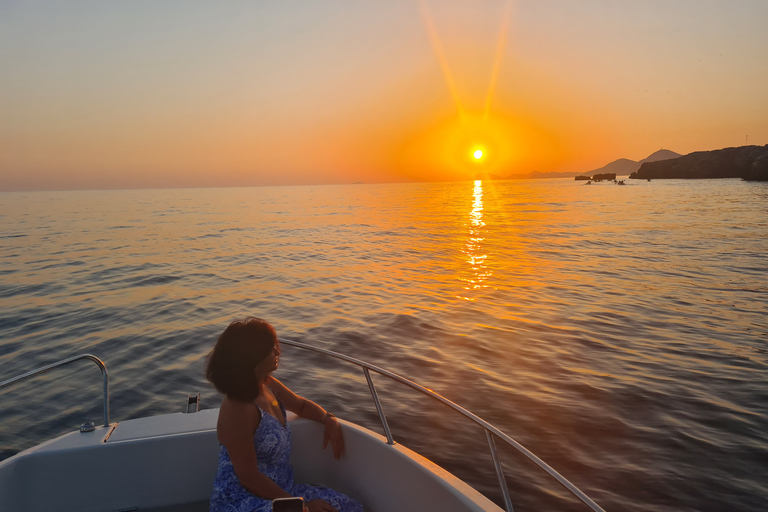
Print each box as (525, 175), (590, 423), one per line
(2, 1), (766, 192)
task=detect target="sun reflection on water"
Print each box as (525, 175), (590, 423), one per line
(459, 180), (492, 300)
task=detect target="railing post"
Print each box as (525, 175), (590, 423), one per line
(100, 360), (110, 427)
(279, 338), (606, 512)
(486, 428), (514, 512)
(363, 367), (395, 445)
(0, 354), (110, 427)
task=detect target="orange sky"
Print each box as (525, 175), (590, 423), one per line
(1, 1), (767, 191)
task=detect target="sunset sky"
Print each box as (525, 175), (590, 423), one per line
(1, 1), (766, 191)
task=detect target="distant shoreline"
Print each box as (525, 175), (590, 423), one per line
(630, 144), (768, 181)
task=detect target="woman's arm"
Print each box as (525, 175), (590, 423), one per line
(268, 377), (345, 459)
(218, 397), (294, 499)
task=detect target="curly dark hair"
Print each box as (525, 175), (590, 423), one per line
(205, 317), (276, 402)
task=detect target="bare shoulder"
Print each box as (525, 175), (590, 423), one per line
(266, 376), (305, 413)
(266, 375), (289, 393)
(267, 376), (299, 400)
(217, 396), (259, 445)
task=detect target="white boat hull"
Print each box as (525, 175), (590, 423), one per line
(0, 409), (501, 512)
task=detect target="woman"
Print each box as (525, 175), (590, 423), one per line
(206, 317), (363, 512)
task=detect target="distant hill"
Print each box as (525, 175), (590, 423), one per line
(585, 149), (682, 177)
(474, 149), (683, 181)
(631, 145), (768, 180)
(640, 149), (682, 164)
(586, 158), (641, 177)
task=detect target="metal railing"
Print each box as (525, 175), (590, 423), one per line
(0, 347), (604, 511)
(279, 338), (606, 512)
(0, 354), (110, 427)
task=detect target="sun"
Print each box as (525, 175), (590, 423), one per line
(473, 149), (483, 160)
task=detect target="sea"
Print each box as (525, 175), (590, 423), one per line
(1, 178), (766, 512)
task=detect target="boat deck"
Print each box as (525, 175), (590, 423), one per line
(0, 409), (501, 512)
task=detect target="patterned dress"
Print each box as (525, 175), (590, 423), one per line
(209, 398), (364, 512)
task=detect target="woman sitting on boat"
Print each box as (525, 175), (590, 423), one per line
(206, 317), (363, 512)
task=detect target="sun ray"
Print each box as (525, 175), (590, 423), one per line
(417, 0), (521, 177)
(482, 0), (514, 123)
(418, 0), (465, 119)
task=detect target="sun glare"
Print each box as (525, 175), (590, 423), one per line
(400, 1), (567, 181)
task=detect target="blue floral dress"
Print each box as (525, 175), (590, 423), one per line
(209, 398), (363, 512)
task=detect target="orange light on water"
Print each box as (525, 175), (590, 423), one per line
(459, 179), (492, 300)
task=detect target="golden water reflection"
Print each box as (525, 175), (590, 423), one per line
(459, 180), (492, 300)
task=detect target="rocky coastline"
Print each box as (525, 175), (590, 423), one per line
(629, 144), (768, 181)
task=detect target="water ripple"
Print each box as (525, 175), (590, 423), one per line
(0, 180), (766, 512)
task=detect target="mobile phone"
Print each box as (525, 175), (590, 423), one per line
(272, 497), (304, 512)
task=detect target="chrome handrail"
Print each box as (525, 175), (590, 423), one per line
(279, 338), (605, 512)
(0, 354), (110, 427)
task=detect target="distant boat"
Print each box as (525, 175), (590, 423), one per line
(575, 175), (591, 181)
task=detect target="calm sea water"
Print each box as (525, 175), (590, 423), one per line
(1, 178), (767, 512)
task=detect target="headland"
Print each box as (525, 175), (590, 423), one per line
(630, 145), (768, 181)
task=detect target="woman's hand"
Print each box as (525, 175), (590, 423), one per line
(306, 498), (338, 512)
(322, 414), (345, 460)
